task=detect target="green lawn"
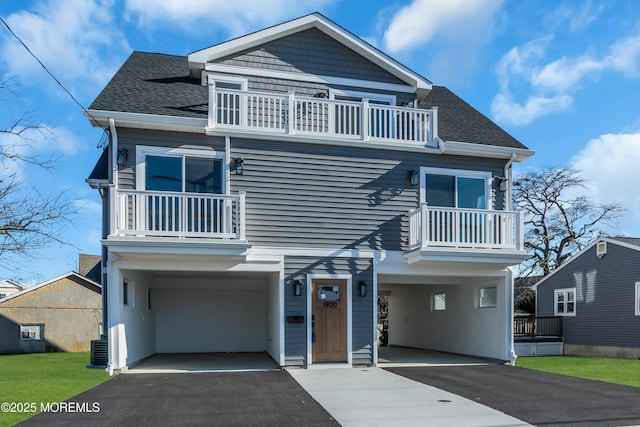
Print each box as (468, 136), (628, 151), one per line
(517, 356), (640, 388)
(0, 352), (111, 427)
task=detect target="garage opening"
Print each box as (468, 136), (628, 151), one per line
(119, 270), (281, 371)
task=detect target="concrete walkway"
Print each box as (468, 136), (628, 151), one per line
(289, 367), (531, 427)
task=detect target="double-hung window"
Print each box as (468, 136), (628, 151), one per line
(554, 288), (576, 316)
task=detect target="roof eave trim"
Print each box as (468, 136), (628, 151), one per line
(532, 236), (640, 291)
(441, 140), (534, 162)
(85, 110), (207, 133)
(188, 13), (431, 91)
(0, 272), (101, 304)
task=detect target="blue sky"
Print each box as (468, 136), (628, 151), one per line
(0, 0), (639, 283)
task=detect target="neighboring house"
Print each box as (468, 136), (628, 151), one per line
(0, 272), (102, 354)
(0, 279), (25, 300)
(534, 237), (640, 358)
(85, 13), (533, 373)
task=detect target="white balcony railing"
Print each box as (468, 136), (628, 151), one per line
(207, 86), (438, 145)
(408, 204), (523, 251)
(113, 190), (246, 240)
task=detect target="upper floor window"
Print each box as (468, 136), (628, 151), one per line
(554, 288), (576, 316)
(420, 167), (491, 209)
(137, 146), (225, 195)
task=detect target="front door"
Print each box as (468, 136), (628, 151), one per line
(312, 279), (347, 363)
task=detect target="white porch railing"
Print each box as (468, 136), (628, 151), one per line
(207, 86), (438, 145)
(408, 204), (523, 251)
(113, 190), (246, 240)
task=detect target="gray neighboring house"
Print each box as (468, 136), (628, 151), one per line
(534, 237), (640, 358)
(85, 13), (534, 373)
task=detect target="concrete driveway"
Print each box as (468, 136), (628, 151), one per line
(386, 364), (640, 427)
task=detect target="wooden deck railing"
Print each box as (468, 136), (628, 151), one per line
(514, 316), (563, 338)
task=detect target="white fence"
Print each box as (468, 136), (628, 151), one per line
(114, 190), (245, 239)
(408, 204), (523, 250)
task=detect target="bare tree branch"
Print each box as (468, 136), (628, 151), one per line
(514, 166), (623, 276)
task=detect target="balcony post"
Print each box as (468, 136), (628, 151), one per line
(109, 186), (117, 237)
(362, 99), (370, 141)
(517, 210), (524, 250)
(430, 107), (438, 145)
(287, 91), (296, 135)
(208, 79), (217, 129)
(238, 191), (246, 240)
(421, 202), (428, 248)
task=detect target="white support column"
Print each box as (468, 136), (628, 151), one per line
(287, 91), (296, 135)
(208, 79), (217, 129)
(238, 191), (246, 240)
(430, 107), (439, 145)
(362, 99), (370, 141)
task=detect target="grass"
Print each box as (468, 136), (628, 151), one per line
(0, 352), (111, 427)
(517, 356), (640, 388)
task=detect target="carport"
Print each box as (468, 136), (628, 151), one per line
(377, 269), (513, 362)
(113, 268), (282, 370)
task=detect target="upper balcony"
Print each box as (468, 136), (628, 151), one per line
(405, 204), (527, 267)
(206, 86), (438, 147)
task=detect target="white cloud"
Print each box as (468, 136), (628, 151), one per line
(571, 132), (640, 235)
(492, 33), (640, 126)
(124, 0), (337, 37)
(0, 0), (129, 97)
(491, 93), (572, 126)
(73, 198), (102, 215)
(382, 0), (504, 53)
(544, 1), (604, 33)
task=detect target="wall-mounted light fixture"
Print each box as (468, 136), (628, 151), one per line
(409, 170), (419, 186)
(359, 281), (367, 298)
(234, 158), (244, 175)
(116, 149), (128, 167)
(497, 176), (508, 192)
(293, 279), (303, 297)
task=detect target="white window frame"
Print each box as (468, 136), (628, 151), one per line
(477, 285), (498, 309)
(136, 146), (227, 194)
(329, 88), (396, 105)
(432, 291), (446, 312)
(635, 281), (640, 316)
(419, 167), (493, 209)
(123, 279), (134, 309)
(20, 324), (42, 341)
(554, 288), (576, 316)
(203, 73), (248, 90)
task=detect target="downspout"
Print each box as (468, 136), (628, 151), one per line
(103, 118), (118, 374)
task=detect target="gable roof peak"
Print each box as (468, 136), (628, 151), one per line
(187, 13), (431, 94)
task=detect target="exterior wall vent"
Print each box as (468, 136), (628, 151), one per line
(596, 241), (607, 258)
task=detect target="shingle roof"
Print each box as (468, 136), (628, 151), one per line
(90, 52), (208, 119)
(609, 236), (640, 247)
(419, 86), (527, 149)
(90, 51), (527, 150)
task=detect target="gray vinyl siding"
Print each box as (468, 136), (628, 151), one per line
(537, 242), (640, 348)
(230, 138), (505, 251)
(216, 28), (405, 85)
(284, 256), (374, 366)
(113, 130), (506, 250)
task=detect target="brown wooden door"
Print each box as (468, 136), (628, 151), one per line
(312, 279), (347, 363)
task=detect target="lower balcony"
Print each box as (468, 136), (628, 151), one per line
(112, 190), (246, 241)
(405, 204), (527, 267)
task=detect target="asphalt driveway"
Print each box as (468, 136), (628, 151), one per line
(386, 364), (640, 427)
(19, 371), (338, 426)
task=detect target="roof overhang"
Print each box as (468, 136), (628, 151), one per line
(188, 13), (431, 97)
(440, 140), (535, 162)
